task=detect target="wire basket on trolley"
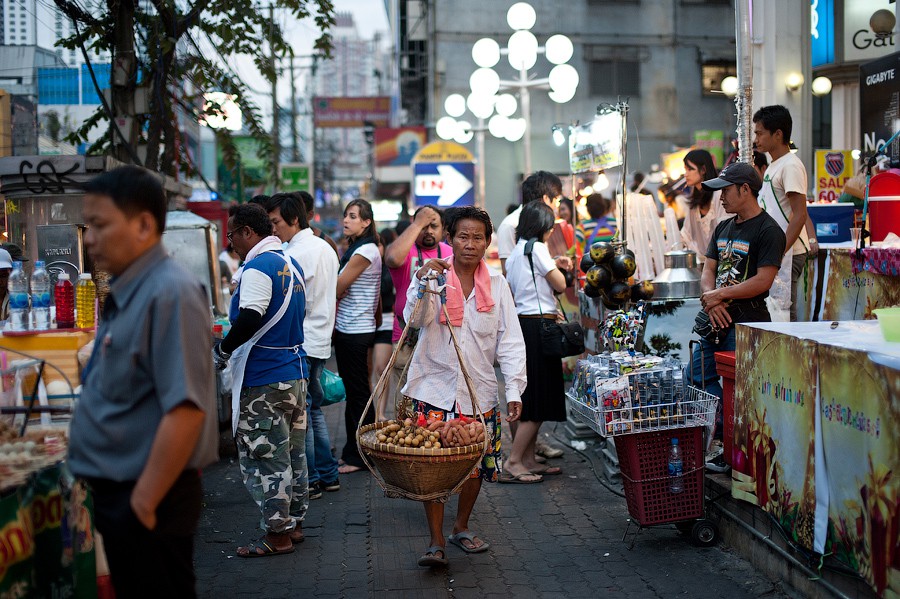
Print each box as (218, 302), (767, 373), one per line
(356, 273), (490, 503)
(567, 369), (717, 438)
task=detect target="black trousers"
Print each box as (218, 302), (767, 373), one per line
(334, 330), (376, 468)
(88, 469), (202, 599)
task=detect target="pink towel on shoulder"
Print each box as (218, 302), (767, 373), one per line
(439, 257), (494, 327)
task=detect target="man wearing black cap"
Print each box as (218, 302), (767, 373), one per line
(687, 162), (785, 471)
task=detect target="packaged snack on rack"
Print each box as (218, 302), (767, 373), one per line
(597, 375), (632, 434)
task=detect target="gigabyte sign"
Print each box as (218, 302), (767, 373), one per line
(864, 67), (896, 86)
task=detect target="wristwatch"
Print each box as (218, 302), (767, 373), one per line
(809, 238), (817, 243)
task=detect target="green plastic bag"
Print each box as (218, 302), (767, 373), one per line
(320, 368), (346, 406)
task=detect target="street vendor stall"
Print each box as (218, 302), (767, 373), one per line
(0, 344), (97, 597)
(810, 245), (900, 321)
(732, 320), (899, 598)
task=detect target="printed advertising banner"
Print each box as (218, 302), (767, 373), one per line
(860, 52), (900, 167)
(814, 149), (854, 203)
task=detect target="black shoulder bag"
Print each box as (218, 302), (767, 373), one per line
(524, 239), (585, 358)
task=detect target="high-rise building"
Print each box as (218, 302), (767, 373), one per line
(3, 0), (39, 46)
(313, 11), (386, 198)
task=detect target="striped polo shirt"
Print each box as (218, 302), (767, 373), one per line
(335, 242), (382, 334)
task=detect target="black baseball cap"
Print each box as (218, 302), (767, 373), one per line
(702, 162), (762, 194)
(1, 243), (27, 262)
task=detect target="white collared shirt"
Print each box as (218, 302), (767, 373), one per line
(284, 228), (338, 359)
(401, 267), (527, 414)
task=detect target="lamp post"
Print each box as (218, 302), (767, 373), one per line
(436, 2), (578, 201)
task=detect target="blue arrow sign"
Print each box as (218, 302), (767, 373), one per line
(413, 162), (475, 207)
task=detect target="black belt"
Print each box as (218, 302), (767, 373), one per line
(730, 299), (766, 310)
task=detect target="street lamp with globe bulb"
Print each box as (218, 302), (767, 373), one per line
(437, 1), (577, 203)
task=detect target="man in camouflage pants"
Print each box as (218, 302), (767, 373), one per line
(215, 203), (310, 557)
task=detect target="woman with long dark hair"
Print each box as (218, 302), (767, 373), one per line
(335, 199), (381, 474)
(680, 149), (726, 262)
(501, 201), (573, 483)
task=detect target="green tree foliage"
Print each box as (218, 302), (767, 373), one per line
(51, 0), (334, 182)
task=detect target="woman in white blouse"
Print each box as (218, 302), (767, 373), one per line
(503, 202), (573, 483)
(680, 149), (726, 262)
(335, 199), (382, 474)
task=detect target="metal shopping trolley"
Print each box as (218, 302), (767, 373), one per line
(567, 352), (720, 547)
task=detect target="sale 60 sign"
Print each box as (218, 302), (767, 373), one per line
(815, 149), (854, 202)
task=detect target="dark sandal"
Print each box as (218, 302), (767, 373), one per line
(236, 536), (295, 558)
(289, 528), (305, 544)
(417, 545), (448, 567)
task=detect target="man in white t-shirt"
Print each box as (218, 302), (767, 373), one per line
(753, 105), (813, 321)
(267, 192), (342, 498)
(496, 170), (563, 274)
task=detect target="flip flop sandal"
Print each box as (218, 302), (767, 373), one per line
(531, 465), (563, 475)
(417, 546), (448, 567)
(236, 537), (295, 558)
(448, 531), (491, 554)
(498, 472), (543, 484)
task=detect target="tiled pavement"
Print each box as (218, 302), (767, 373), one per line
(193, 402), (796, 598)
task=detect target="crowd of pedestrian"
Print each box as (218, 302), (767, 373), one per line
(62, 103), (822, 595)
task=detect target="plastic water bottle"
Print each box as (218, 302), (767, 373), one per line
(8, 261), (29, 331)
(55, 273), (75, 329)
(76, 273), (96, 329)
(668, 438), (684, 494)
(30, 261), (51, 330)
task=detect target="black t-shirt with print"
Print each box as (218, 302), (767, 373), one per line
(705, 211), (786, 302)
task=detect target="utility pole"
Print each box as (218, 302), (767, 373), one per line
(290, 54), (299, 162)
(269, 4), (280, 187)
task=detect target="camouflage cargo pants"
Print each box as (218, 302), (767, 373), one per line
(236, 379), (308, 534)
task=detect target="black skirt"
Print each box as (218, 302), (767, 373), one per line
(518, 316), (567, 423)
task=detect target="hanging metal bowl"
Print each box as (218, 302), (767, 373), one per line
(651, 250), (702, 300)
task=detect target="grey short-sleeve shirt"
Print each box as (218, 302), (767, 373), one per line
(68, 243), (218, 481)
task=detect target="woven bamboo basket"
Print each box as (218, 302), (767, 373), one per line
(356, 274), (490, 502)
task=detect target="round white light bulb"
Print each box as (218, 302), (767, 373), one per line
(469, 67), (500, 96)
(435, 116), (458, 141)
(811, 76), (832, 97)
(544, 34), (574, 65)
(488, 114), (509, 139)
(494, 93), (517, 117)
(472, 38), (501, 69)
(506, 2), (536, 31)
(508, 30), (538, 70)
(504, 118), (527, 142)
(467, 93), (495, 120)
(454, 121), (474, 144)
(444, 93), (466, 118)
(720, 76), (739, 98)
(549, 63), (579, 94)
(549, 87), (576, 104)
(785, 72), (804, 92)
(595, 173), (610, 192)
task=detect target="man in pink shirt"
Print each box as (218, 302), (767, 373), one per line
(385, 206), (452, 342)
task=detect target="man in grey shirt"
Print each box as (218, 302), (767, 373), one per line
(68, 166), (217, 598)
